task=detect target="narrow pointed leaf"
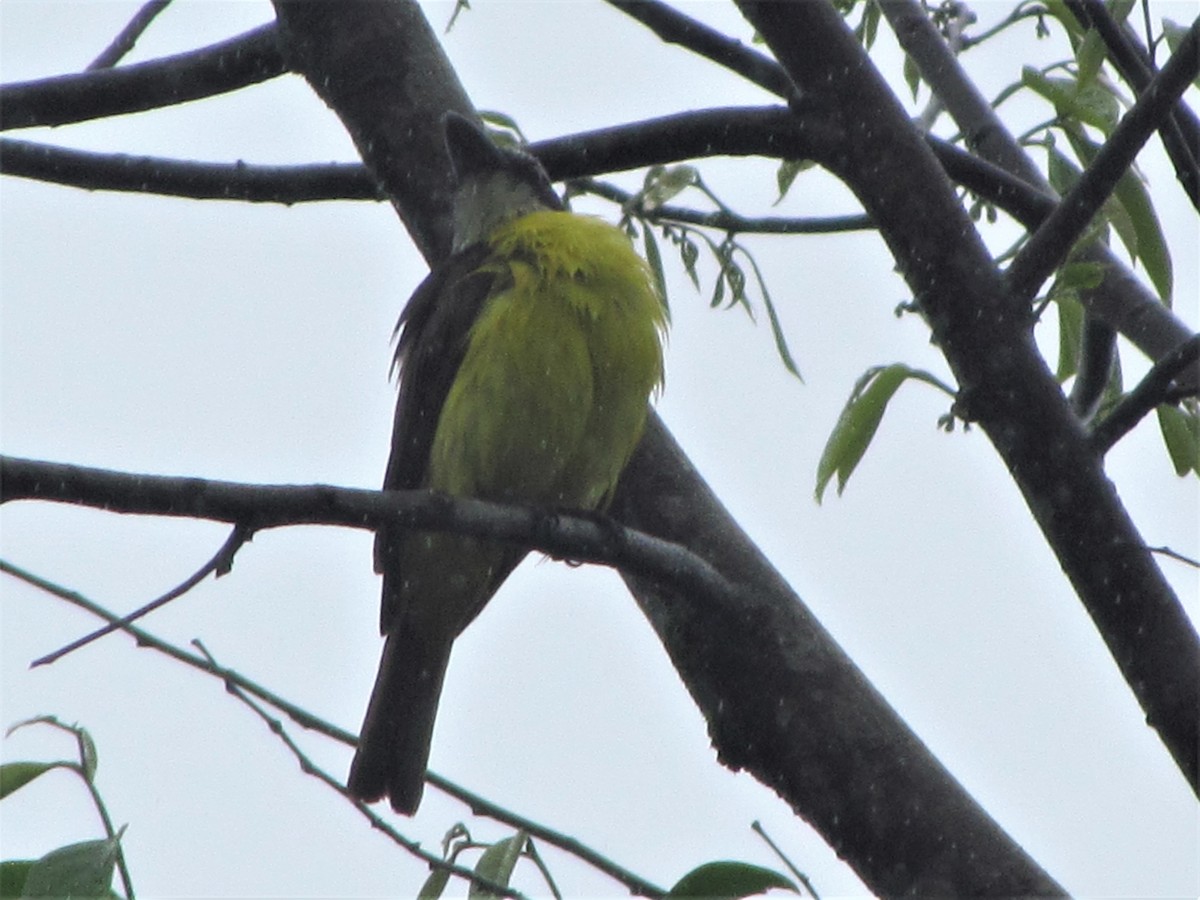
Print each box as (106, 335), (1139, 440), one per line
(0, 762), (63, 800)
(20, 836), (120, 898)
(1158, 405), (1200, 477)
(816, 364), (911, 502)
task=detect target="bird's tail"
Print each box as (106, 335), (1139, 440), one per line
(347, 624), (453, 814)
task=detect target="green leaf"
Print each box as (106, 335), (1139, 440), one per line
(1063, 127), (1173, 301)
(1022, 67), (1119, 133)
(468, 834), (525, 899)
(1116, 168), (1173, 303)
(77, 728), (98, 783)
(0, 762), (63, 800)
(1041, 0), (1086, 38)
(20, 836), (120, 899)
(815, 364), (911, 502)
(1, 860), (33, 900)
(1163, 20), (1200, 90)
(680, 236), (701, 291)
(815, 365), (956, 502)
(1158, 405), (1200, 477)
(642, 165), (699, 211)
(856, 0), (880, 50)
(417, 866), (452, 900)
(774, 159), (812, 204)
(642, 226), (668, 308)
(1108, 0), (1136, 23)
(1075, 28), (1107, 88)
(1053, 288), (1086, 381)
(903, 53), (922, 101)
(668, 861), (797, 900)
(1046, 141), (1082, 195)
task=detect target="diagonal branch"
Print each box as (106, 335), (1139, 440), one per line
(603, 0), (794, 99)
(0, 22), (285, 131)
(1089, 335), (1200, 455)
(1063, 0), (1200, 208)
(87, 0), (174, 71)
(1005, 19), (1200, 303)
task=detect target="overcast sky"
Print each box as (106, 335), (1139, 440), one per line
(2, 2), (1197, 898)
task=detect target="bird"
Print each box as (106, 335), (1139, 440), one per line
(347, 112), (668, 814)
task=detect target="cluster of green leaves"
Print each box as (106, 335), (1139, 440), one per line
(417, 825), (800, 900)
(1013, 0), (1197, 476)
(1, 718), (129, 900)
(816, 0), (1197, 498)
(622, 165), (802, 378)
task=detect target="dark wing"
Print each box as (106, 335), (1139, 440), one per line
(374, 243), (498, 631)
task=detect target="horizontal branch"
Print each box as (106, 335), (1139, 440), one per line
(0, 455), (734, 612)
(0, 22), (285, 131)
(572, 177), (874, 234)
(0, 139), (381, 203)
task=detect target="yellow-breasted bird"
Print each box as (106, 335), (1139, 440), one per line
(347, 113), (668, 814)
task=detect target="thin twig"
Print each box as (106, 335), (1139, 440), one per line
(425, 771), (667, 898)
(31, 524), (251, 668)
(573, 177), (873, 235)
(190, 640), (529, 900)
(750, 820), (821, 900)
(87, 0), (173, 70)
(5, 559), (666, 897)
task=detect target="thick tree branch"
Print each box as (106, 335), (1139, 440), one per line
(0, 23), (285, 131)
(737, 0), (1198, 804)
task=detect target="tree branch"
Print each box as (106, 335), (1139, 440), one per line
(87, 0), (174, 71)
(574, 176), (874, 234)
(0, 138), (381, 202)
(603, 0), (795, 99)
(1005, 19), (1200, 303)
(1063, 0), (1200, 209)
(0, 22), (284, 131)
(1089, 335), (1200, 455)
(739, 0), (1197, 814)
(878, 0), (1198, 408)
(0, 455), (734, 612)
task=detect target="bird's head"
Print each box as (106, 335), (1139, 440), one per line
(443, 112), (563, 251)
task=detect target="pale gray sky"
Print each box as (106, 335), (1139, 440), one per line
(2, 2), (1197, 897)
